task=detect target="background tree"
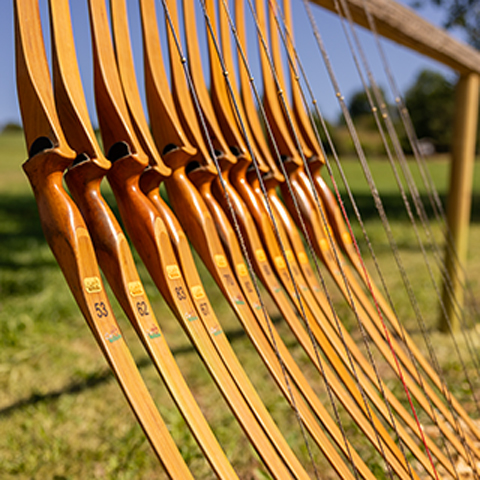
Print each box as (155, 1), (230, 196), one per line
(412, 0), (480, 48)
(403, 69), (455, 152)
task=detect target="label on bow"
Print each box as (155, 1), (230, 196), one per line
(166, 265), (181, 280)
(215, 255), (227, 268)
(342, 232), (353, 245)
(237, 263), (248, 277)
(255, 249), (266, 262)
(275, 256), (286, 269)
(128, 281), (144, 297)
(298, 252), (309, 264)
(84, 276), (102, 294)
(191, 285), (205, 300)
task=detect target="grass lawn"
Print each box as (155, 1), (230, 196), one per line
(1, 130), (480, 479)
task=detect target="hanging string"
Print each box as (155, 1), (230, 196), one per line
(269, 0), (455, 476)
(328, 0), (480, 471)
(361, 0), (480, 324)
(202, 0), (411, 476)
(332, 0), (480, 398)
(273, 0), (480, 454)
(318, 0), (480, 432)
(158, 0), (322, 475)
(229, 0), (420, 474)
(360, 0), (480, 360)
(274, 2), (480, 475)
(265, 4), (471, 478)
(217, 1), (394, 476)
(327, 0), (480, 464)
(195, 0), (366, 475)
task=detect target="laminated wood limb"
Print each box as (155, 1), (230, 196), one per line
(14, 2), (193, 477)
(47, 1), (240, 477)
(275, 0), (480, 451)
(92, 0), (310, 477)
(257, 0), (480, 471)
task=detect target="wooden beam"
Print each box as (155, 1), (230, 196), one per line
(309, 0), (480, 74)
(440, 73), (479, 331)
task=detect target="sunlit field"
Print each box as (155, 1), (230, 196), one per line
(1, 129), (480, 479)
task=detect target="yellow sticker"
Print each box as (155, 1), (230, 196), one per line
(237, 263), (248, 277)
(215, 254), (227, 268)
(84, 276), (102, 293)
(191, 285), (205, 299)
(128, 281), (144, 297)
(342, 232), (353, 245)
(286, 250), (295, 263)
(275, 256), (286, 269)
(320, 239), (329, 251)
(323, 224), (333, 238)
(298, 252), (309, 264)
(166, 265), (181, 279)
(255, 249), (266, 262)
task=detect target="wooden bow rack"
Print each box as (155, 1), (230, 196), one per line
(14, 0), (480, 478)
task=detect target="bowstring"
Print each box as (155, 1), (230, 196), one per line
(202, 0), (406, 475)
(280, 0), (462, 476)
(238, 0), (418, 476)
(267, 0), (476, 476)
(197, 0), (363, 474)
(158, 0), (321, 475)
(360, 0), (480, 370)
(328, 0), (480, 472)
(273, 2), (480, 467)
(361, 0), (480, 328)
(266, 3), (466, 476)
(333, 0), (480, 406)
(217, 1), (375, 477)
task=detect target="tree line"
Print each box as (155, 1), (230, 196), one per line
(314, 69), (478, 158)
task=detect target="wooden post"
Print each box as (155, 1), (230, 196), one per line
(440, 72), (479, 332)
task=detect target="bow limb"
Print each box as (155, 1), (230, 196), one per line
(16, 2), (193, 476)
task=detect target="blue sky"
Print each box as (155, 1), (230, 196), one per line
(0, 0), (463, 130)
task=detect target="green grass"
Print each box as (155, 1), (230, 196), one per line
(1, 130), (480, 478)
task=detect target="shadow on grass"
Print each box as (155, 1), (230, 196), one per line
(0, 317), (284, 418)
(1, 187), (478, 415)
(0, 190), (122, 270)
(0, 193), (47, 264)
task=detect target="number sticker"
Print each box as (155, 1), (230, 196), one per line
(255, 249), (266, 262)
(199, 302), (209, 316)
(237, 263), (248, 277)
(136, 301), (150, 316)
(191, 285), (205, 300)
(342, 232), (353, 245)
(298, 252), (309, 265)
(166, 265), (181, 279)
(175, 286), (187, 301)
(95, 301), (109, 318)
(275, 256), (286, 269)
